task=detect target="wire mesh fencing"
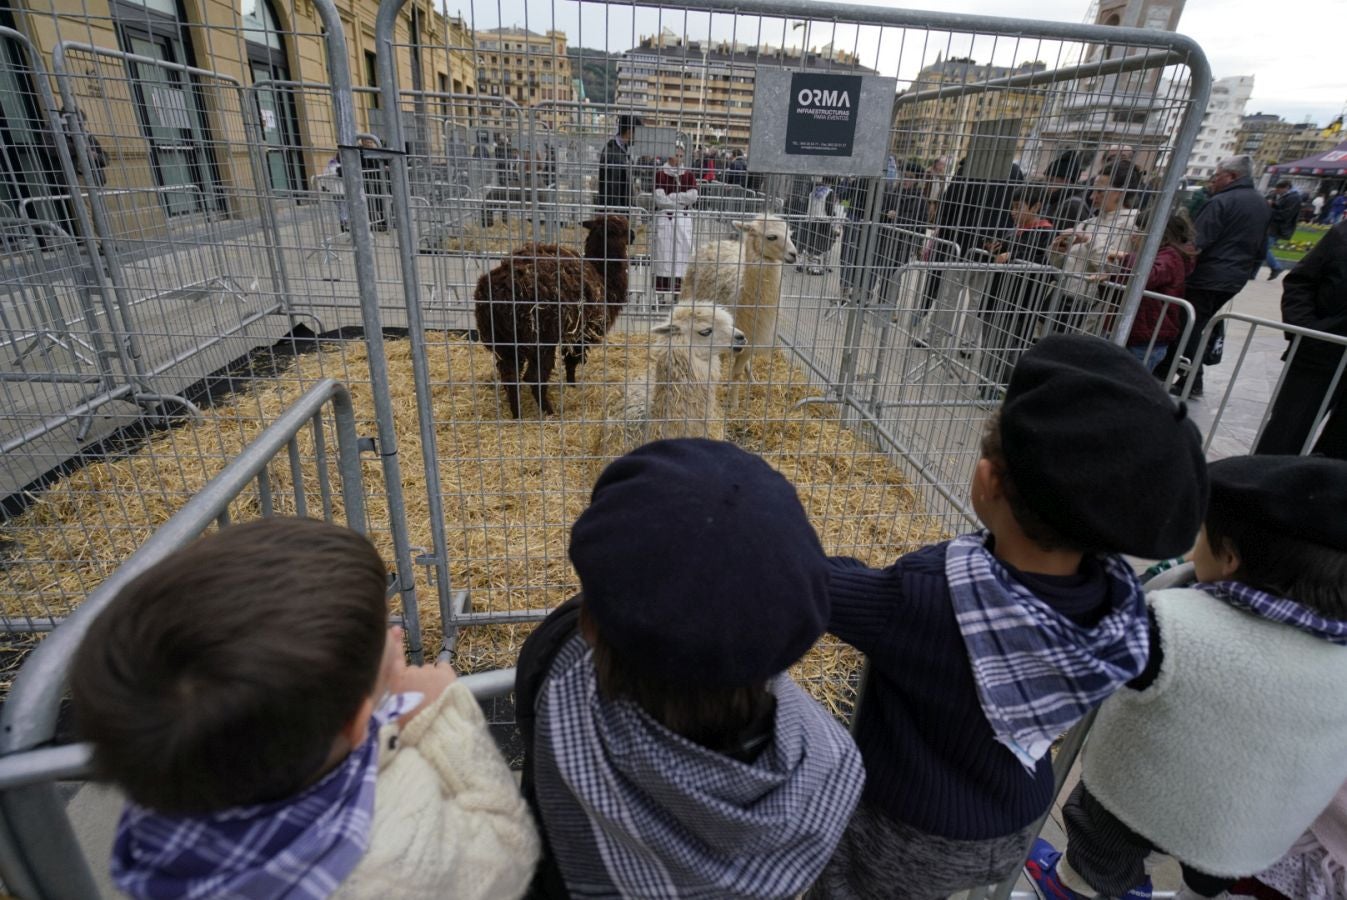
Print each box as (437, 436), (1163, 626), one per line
(1, 0), (1210, 711)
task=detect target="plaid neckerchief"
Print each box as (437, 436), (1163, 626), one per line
(544, 640), (864, 899)
(946, 531), (1151, 772)
(1195, 581), (1347, 646)
(111, 691), (422, 900)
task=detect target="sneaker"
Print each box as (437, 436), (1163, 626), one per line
(1024, 838), (1154, 900)
(1024, 839), (1087, 900)
(1268, 268), (1284, 281)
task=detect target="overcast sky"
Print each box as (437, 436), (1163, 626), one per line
(461, 0), (1344, 126)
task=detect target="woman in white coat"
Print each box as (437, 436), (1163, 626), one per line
(1049, 160), (1142, 331)
(652, 144), (699, 295)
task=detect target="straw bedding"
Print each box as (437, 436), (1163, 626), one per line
(0, 331), (948, 715)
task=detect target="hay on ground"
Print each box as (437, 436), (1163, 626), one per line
(1, 332), (948, 716)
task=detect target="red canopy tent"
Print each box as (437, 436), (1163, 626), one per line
(1269, 140), (1347, 176)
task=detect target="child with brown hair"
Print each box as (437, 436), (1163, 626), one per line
(71, 517), (539, 899)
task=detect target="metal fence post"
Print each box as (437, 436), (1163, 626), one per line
(310, 0), (426, 661)
(374, 0), (456, 655)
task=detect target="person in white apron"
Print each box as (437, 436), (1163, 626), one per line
(653, 144), (699, 295)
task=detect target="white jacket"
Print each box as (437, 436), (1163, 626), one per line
(334, 681), (541, 898)
(1083, 588), (1347, 877)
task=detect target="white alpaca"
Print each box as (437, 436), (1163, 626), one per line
(679, 214), (798, 402)
(593, 301), (746, 463)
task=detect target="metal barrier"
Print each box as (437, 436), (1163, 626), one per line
(0, 378), (367, 898)
(1178, 311), (1347, 457)
(6, 0), (1208, 759)
(1099, 280), (1198, 383)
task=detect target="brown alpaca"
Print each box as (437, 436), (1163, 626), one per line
(474, 215), (631, 418)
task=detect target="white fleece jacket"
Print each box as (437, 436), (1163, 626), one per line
(333, 681), (541, 899)
(1083, 588), (1347, 877)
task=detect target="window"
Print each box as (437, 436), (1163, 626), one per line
(365, 51), (379, 108)
(113, 0), (222, 214)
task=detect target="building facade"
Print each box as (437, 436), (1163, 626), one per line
(1023, 0), (1187, 177)
(615, 30), (868, 149)
(1236, 113), (1340, 173)
(1184, 75), (1254, 182)
(2, 0), (475, 230)
(890, 56), (1049, 166)
(473, 27), (574, 126)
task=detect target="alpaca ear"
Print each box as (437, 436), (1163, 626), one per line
(730, 220), (749, 233)
(651, 320), (682, 336)
(581, 219), (597, 229)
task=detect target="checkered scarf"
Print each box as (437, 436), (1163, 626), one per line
(1195, 581), (1347, 645)
(111, 692), (422, 900)
(946, 531), (1150, 773)
(544, 640), (864, 899)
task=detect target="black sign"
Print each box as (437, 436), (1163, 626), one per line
(785, 73), (863, 157)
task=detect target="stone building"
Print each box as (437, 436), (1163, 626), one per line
(473, 26), (574, 126)
(1, 0), (475, 227)
(890, 56), (1049, 166)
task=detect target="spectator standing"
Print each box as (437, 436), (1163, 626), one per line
(1028, 455), (1347, 900)
(977, 185), (1057, 390)
(1265, 180), (1302, 281)
(651, 143), (699, 295)
(1332, 192), (1347, 225)
(808, 336), (1207, 900)
(1040, 151), (1092, 230)
(1114, 206), (1198, 373)
(1156, 155), (1270, 397)
(1254, 220), (1347, 458)
(724, 150), (748, 187)
(1312, 192), (1326, 223)
(597, 115), (639, 210)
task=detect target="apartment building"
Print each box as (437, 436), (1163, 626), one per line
(1184, 75), (1253, 181)
(615, 30), (868, 149)
(890, 56), (1049, 166)
(473, 27), (574, 125)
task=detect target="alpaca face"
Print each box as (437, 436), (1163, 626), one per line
(581, 214), (636, 250)
(651, 302), (747, 359)
(732, 215), (799, 265)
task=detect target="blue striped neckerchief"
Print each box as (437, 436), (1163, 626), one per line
(1195, 581), (1347, 646)
(945, 530), (1150, 773)
(111, 691), (422, 900)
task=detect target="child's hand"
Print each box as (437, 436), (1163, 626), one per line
(391, 658), (458, 726)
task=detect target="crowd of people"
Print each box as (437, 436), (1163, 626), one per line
(70, 330), (1347, 900)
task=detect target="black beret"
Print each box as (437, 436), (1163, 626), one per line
(569, 439), (829, 688)
(1000, 335), (1208, 558)
(1208, 455), (1347, 550)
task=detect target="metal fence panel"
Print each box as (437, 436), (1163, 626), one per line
(358, 0), (1211, 730)
(0, 16), (423, 656)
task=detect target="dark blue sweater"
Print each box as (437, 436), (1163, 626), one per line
(829, 542), (1118, 840)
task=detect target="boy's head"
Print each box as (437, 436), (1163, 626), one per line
(568, 439), (829, 744)
(71, 517), (389, 816)
(978, 335), (1207, 559)
(1195, 455), (1347, 618)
